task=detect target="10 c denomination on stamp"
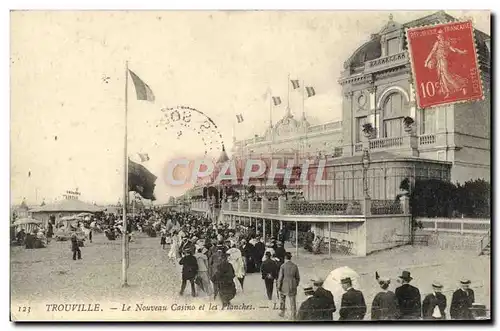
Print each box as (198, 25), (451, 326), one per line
(406, 21), (483, 108)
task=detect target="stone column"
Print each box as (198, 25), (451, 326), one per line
(261, 199), (267, 214)
(237, 199), (242, 212)
(248, 200), (252, 212)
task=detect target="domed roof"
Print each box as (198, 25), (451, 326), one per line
(343, 34), (382, 69)
(274, 107), (299, 129)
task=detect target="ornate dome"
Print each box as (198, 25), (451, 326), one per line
(274, 107), (299, 130)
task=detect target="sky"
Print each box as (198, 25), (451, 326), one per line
(10, 10), (490, 205)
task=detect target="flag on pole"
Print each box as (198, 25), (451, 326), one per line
(137, 153), (150, 162)
(128, 70), (155, 102)
(305, 86), (316, 98)
(272, 96), (282, 106)
(128, 159), (157, 200)
(290, 79), (300, 89)
(236, 114), (244, 123)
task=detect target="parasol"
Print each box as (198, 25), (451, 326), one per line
(13, 218), (42, 226)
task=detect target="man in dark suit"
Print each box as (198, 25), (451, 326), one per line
(450, 279), (475, 320)
(297, 285), (323, 321)
(371, 277), (400, 320)
(254, 236), (265, 271)
(277, 252), (300, 320)
(395, 271), (421, 320)
(312, 276), (336, 320)
(261, 251), (279, 300)
(275, 241), (287, 264)
(339, 277), (366, 320)
(422, 282), (447, 320)
(179, 249), (199, 297)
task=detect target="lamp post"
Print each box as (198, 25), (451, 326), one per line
(362, 149), (371, 199)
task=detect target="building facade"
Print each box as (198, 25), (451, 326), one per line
(231, 12), (490, 189)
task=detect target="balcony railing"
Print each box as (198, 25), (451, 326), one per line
(371, 200), (403, 215)
(366, 51), (408, 71)
(284, 200), (362, 216)
(249, 200), (261, 213)
(369, 136), (403, 149)
(419, 134), (436, 145)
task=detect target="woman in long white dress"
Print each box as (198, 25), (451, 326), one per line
(168, 231), (181, 261)
(226, 243), (246, 292)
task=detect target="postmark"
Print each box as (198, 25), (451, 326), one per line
(157, 105), (224, 155)
(406, 21), (483, 108)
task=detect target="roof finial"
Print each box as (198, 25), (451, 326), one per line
(389, 13), (393, 22)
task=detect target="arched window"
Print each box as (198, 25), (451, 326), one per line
(382, 93), (406, 138)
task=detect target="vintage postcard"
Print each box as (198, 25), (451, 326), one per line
(10, 10), (491, 322)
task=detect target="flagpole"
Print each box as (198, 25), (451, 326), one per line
(302, 80), (306, 120)
(287, 73), (290, 110)
(122, 60), (129, 287)
(269, 91), (272, 128)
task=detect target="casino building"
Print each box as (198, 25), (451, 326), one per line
(186, 12), (490, 256)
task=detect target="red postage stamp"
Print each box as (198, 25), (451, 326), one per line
(406, 21), (483, 108)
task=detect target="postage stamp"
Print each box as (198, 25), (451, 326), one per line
(406, 21), (484, 108)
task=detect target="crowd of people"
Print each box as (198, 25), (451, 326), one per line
(12, 207), (486, 321)
(144, 210), (486, 321)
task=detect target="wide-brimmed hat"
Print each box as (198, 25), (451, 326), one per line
(432, 281), (443, 289)
(265, 242), (273, 247)
(311, 276), (324, 286)
(340, 277), (352, 285)
(303, 285), (315, 295)
(460, 278), (471, 285)
(399, 271), (413, 281)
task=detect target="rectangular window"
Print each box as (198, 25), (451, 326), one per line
(383, 118), (402, 137)
(356, 116), (367, 143)
(387, 37), (400, 55)
(420, 109), (436, 134)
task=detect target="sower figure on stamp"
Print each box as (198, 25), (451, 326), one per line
(395, 271), (422, 320)
(422, 281), (447, 320)
(277, 252), (300, 320)
(450, 279), (475, 320)
(179, 248), (198, 297)
(339, 277), (367, 321)
(261, 251), (279, 300)
(70, 233), (81, 260)
(424, 29), (468, 99)
(371, 273), (400, 320)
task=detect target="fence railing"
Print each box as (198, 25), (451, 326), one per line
(419, 218), (490, 234)
(284, 200), (362, 215)
(371, 199), (403, 215)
